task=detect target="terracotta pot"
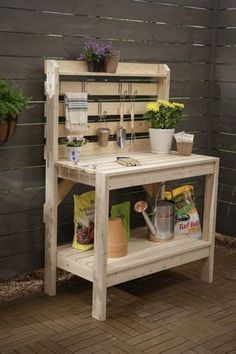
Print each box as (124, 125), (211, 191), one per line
(107, 217), (128, 258)
(106, 51), (120, 73)
(0, 118), (17, 143)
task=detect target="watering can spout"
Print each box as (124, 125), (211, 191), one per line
(134, 201), (156, 236)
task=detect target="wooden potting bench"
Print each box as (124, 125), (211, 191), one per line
(44, 60), (219, 321)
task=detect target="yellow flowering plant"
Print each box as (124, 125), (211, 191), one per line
(144, 100), (184, 129)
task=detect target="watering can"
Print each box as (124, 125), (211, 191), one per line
(134, 199), (175, 242)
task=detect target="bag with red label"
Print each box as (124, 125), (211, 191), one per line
(72, 191), (95, 251)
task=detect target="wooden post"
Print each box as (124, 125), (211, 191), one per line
(92, 172), (109, 320)
(201, 159), (219, 283)
(158, 64), (170, 100)
(44, 60), (59, 296)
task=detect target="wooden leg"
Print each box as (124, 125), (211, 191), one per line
(44, 165), (58, 296)
(201, 160), (219, 283)
(92, 173), (109, 320)
(44, 60), (59, 296)
(44, 195), (58, 295)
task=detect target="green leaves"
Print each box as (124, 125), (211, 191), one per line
(0, 80), (30, 121)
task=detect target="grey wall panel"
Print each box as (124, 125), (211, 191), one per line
(0, 0), (220, 278)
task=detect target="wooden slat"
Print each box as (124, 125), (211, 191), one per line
(0, 5), (212, 36)
(59, 101), (150, 118)
(212, 115), (236, 134)
(60, 81), (159, 97)
(217, 200), (236, 219)
(218, 28), (236, 46)
(0, 203), (75, 236)
(218, 9), (236, 27)
(0, 250), (44, 280)
(216, 47), (236, 65)
(58, 139), (150, 159)
(58, 98), (209, 119)
(58, 120), (149, 137)
(219, 166), (236, 186)
(0, 24), (211, 48)
(18, 103), (45, 124)
(0, 146), (44, 169)
(0, 166), (45, 193)
(216, 217), (236, 237)
(212, 133), (236, 151)
(58, 61), (166, 77)
(0, 0), (214, 13)
(218, 0), (236, 8)
(3, 124), (44, 147)
(0, 57), (210, 82)
(57, 236), (210, 288)
(214, 99), (236, 116)
(216, 64), (236, 82)
(212, 151), (236, 169)
(0, 189), (45, 215)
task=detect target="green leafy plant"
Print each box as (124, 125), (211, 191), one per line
(144, 100), (184, 129)
(0, 80), (30, 122)
(62, 135), (88, 147)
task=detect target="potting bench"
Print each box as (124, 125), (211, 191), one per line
(44, 60), (219, 321)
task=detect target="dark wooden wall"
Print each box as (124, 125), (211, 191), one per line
(0, 0), (227, 280)
(214, 1), (236, 237)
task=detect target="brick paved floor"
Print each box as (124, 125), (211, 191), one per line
(0, 246), (235, 354)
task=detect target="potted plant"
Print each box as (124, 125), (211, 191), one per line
(0, 80), (29, 143)
(144, 100), (184, 154)
(79, 39), (112, 72)
(62, 135), (88, 164)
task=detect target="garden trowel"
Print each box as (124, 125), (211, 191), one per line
(117, 93), (126, 149)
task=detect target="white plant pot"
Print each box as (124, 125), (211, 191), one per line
(149, 128), (175, 154)
(67, 146), (81, 164)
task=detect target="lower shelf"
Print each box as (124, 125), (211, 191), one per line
(57, 233), (211, 287)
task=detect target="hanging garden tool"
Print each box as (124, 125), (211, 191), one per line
(97, 101), (110, 147)
(117, 90), (127, 149)
(129, 90), (137, 150)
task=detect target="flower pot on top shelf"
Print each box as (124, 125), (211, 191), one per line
(144, 100), (185, 154)
(79, 39), (112, 73)
(87, 59), (106, 73)
(106, 50), (120, 73)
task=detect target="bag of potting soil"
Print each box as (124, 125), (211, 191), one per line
(165, 185), (202, 239)
(72, 191), (95, 251)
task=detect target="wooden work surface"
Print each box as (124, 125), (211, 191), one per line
(56, 152), (217, 189)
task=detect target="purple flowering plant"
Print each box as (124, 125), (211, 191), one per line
(79, 39), (112, 62)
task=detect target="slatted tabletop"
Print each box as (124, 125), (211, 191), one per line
(57, 152), (218, 176)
